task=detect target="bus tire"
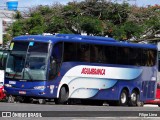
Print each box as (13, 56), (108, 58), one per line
(129, 90), (138, 106)
(137, 101), (144, 107)
(55, 86), (69, 104)
(21, 97), (31, 103)
(7, 95), (15, 103)
(136, 94), (144, 107)
(118, 89), (128, 106)
(38, 99), (46, 104)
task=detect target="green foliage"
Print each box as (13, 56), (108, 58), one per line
(6, 0), (160, 41)
(13, 11), (23, 19)
(46, 16), (66, 33)
(113, 21), (144, 40)
(10, 12), (45, 36)
(28, 13), (45, 34)
(3, 34), (12, 45)
(79, 16), (103, 35)
(145, 16), (160, 30)
(36, 5), (52, 15)
(12, 20), (24, 36)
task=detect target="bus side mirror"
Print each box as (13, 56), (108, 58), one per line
(0, 50), (9, 70)
(49, 58), (57, 77)
(0, 61), (2, 69)
(0, 53), (7, 70)
(1, 60), (6, 69)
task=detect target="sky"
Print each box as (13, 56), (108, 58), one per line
(0, 0), (160, 10)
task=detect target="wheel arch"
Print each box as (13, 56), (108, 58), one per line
(130, 87), (140, 97)
(118, 87), (130, 106)
(120, 87), (129, 97)
(57, 84), (69, 98)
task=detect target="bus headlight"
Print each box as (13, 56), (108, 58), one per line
(4, 84), (12, 87)
(34, 86), (45, 90)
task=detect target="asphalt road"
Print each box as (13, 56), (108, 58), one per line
(0, 102), (160, 120)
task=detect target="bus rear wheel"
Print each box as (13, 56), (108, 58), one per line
(129, 90), (138, 106)
(136, 95), (144, 107)
(129, 90), (143, 107)
(118, 89), (128, 106)
(55, 86), (69, 104)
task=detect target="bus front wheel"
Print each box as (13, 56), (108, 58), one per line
(7, 95), (15, 103)
(118, 89), (128, 106)
(55, 86), (69, 104)
(38, 99), (46, 104)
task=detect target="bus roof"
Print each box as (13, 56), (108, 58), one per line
(13, 34), (157, 49)
(55, 34), (117, 42)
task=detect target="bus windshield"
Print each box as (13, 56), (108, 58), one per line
(5, 41), (49, 81)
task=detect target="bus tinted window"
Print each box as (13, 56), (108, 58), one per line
(105, 46), (117, 64)
(12, 42), (28, 51)
(78, 43), (90, 62)
(63, 42), (157, 66)
(28, 42), (48, 53)
(63, 42), (77, 61)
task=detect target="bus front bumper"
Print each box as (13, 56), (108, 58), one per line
(4, 87), (53, 98)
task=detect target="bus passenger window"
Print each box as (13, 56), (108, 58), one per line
(63, 42), (77, 61)
(147, 50), (156, 66)
(90, 45), (98, 62)
(79, 44), (90, 62)
(105, 46), (117, 64)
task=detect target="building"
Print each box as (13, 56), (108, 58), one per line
(0, 10), (15, 45)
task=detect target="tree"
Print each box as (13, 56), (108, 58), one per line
(6, 0), (160, 41)
(3, 34), (12, 45)
(113, 21), (144, 40)
(13, 11), (23, 19)
(46, 16), (67, 33)
(27, 13), (45, 34)
(11, 21), (24, 36)
(79, 16), (103, 35)
(128, 5), (160, 41)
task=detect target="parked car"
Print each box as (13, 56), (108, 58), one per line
(0, 82), (6, 100)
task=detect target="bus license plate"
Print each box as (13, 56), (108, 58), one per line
(19, 91), (26, 94)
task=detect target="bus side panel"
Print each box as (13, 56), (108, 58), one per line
(57, 63), (156, 101)
(90, 80), (142, 101)
(148, 81), (156, 98)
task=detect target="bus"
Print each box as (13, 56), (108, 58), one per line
(0, 50), (8, 100)
(4, 34), (158, 106)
